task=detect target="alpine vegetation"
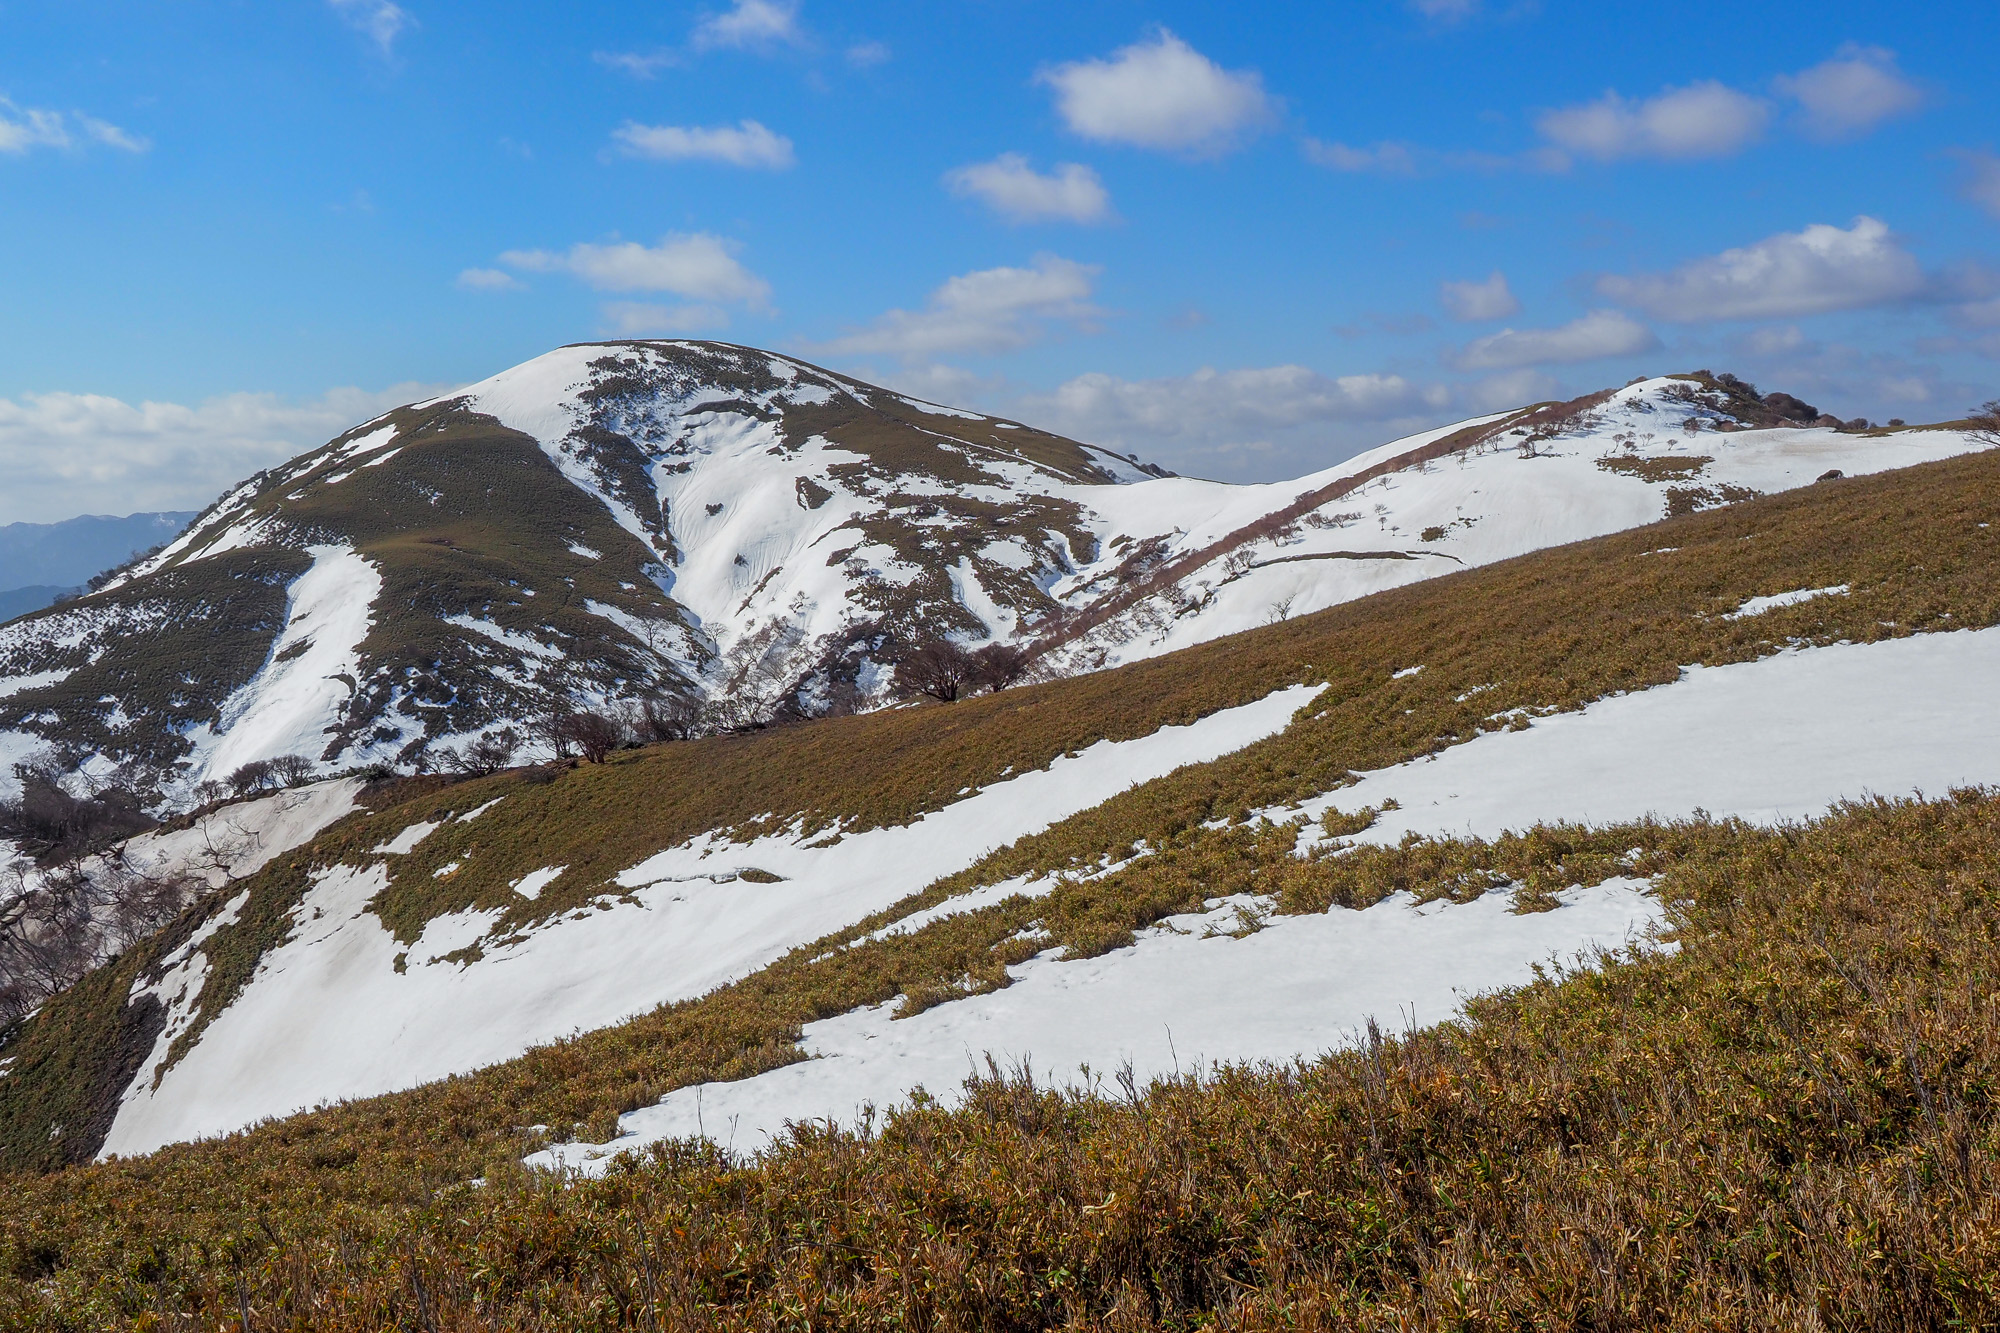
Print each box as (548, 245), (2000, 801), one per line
(1, 348), (1998, 1330)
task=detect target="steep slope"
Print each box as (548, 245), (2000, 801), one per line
(1, 442), (1994, 1173)
(3, 447), (2000, 1328)
(0, 343), (1149, 798)
(0, 347), (1982, 809)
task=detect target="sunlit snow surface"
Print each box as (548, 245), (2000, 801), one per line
(1302, 627), (2000, 846)
(534, 626), (2000, 1174)
(536, 882), (1656, 1171)
(182, 544), (381, 788)
(98, 685), (1318, 1158)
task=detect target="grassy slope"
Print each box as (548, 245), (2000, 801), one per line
(0, 450), (1995, 1325)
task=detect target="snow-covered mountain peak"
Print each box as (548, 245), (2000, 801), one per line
(0, 352), (1986, 806)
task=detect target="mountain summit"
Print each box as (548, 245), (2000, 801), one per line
(0, 344), (1981, 803)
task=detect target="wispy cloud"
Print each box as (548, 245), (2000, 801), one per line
(691, 0), (804, 52)
(1597, 216), (1927, 321)
(1440, 271), (1520, 322)
(1448, 309), (1658, 370)
(0, 98), (149, 155)
(610, 120), (795, 169)
(1015, 363), (1451, 478)
(456, 268), (522, 292)
(1407, 0), (1482, 20)
(1301, 138), (1419, 174)
(944, 154), (1112, 224)
(497, 233), (772, 307)
(328, 0), (413, 57)
(594, 50), (678, 78)
(844, 40), (890, 68)
(1956, 150), (2000, 222)
(1039, 30), (1277, 157)
(807, 255), (1102, 360)
(600, 302), (730, 336)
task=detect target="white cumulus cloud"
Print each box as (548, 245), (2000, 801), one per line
(1038, 30), (1277, 157)
(943, 154), (1112, 224)
(1775, 46), (1923, 140)
(611, 120), (795, 169)
(0, 98), (148, 154)
(0, 383), (450, 527)
(1440, 271), (1520, 322)
(807, 255), (1102, 360)
(1449, 310), (1659, 370)
(691, 0), (802, 52)
(328, 0), (413, 56)
(1538, 81), (1769, 162)
(498, 234), (771, 307)
(1596, 216), (1926, 321)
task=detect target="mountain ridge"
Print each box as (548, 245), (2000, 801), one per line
(0, 344), (1984, 810)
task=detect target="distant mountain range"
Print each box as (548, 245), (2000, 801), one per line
(0, 511), (197, 622)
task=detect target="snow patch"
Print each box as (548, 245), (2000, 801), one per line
(190, 545), (380, 785)
(511, 866), (564, 901)
(535, 879), (1660, 1171)
(97, 684), (1318, 1155)
(1302, 626), (2000, 845)
(1726, 585), (1849, 619)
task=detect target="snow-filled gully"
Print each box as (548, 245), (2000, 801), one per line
(100, 683), (1320, 1158)
(536, 625), (2000, 1175)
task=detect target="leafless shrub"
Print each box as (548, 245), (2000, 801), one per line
(0, 765), (155, 864)
(227, 760), (277, 798)
(267, 755), (317, 787)
(1968, 400), (2000, 448)
(893, 641), (980, 703)
(971, 643), (1031, 693)
(625, 695), (702, 745)
(448, 729), (521, 777)
(545, 711), (623, 764)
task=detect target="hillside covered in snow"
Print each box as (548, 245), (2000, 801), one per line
(2, 404), (2000, 1328)
(2, 434), (1995, 1174)
(0, 342), (1984, 809)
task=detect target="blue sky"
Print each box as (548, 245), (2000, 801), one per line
(1, 0), (1996, 524)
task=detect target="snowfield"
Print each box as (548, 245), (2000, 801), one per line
(181, 544), (381, 792)
(1, 347), (1989, 799)
(533, 880), (1660, 1172)
(532, 624), (2000, 1173)
(99, 684), (1319, 1158)
(1298, 626), (2000, 846)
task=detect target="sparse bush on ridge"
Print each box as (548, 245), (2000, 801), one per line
(1970, 399), (2000, 447)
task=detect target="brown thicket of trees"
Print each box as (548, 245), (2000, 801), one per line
(892, 641), (1032, 703)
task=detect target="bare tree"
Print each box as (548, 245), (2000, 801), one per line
(893, 641), (980, 703)
(227, 760), (276, 798)
(1969, 399), (2000, 448)
(547, 711), (623, 764)
(266, 754), (316, 787)
(448, 728), (520, 777)
(970, 643), (1031, 693)
(0, 765), (155, 864)
(626, 694), (701, 744)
